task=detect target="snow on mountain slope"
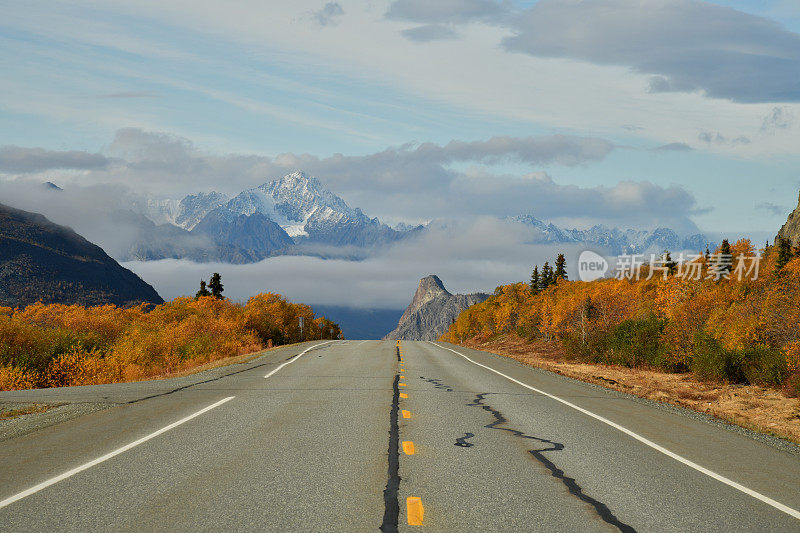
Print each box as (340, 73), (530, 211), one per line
(137, 197), (179, 227)
(136, 192), (229, 230)
(509, 214), (714, 255)
(260, 171), (354, 224)
(174, 192), (229, 230)
(212, 171), (401, 246)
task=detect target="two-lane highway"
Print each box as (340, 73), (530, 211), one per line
(1, 340), (799, 531)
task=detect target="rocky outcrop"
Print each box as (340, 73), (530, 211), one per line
(0, 203), (163, 308)
(383, 275), (488, 341)
(776, 191), (800, 247)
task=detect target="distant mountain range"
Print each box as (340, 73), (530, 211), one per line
(125, 171), (421, 262)
(66, 170), (713, 263)
(0, 203), (163, 308)
(507, 214), (713, 256)
(384, 275), (488, 341)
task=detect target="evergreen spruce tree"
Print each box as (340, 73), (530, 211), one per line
(777, 238), (792, 271)
(541, 261), (553, 288)
(195, 280), (211, 298)
(208, 272), (224, 299)
(719, 239), (732, 275)
(554, 253), (568, 281)
(704, 245), (711, 263)
(664, 250), (677, 275)
(530, 265), (541, 295)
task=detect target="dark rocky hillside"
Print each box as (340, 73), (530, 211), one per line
(0, 203), (163, 308)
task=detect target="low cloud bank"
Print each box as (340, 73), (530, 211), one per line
(124, 218), (588, 309)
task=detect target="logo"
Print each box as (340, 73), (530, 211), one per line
(578, 250), (609, 282)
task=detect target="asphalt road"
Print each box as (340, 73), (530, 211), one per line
(1, 340), (799, 532)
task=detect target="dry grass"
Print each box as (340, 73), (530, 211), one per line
(464, 334), (800, 445)
(0, 403), (59, 420)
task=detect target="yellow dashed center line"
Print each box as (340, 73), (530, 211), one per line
(407, 496), (424, 525)
(400, 393), (408, 398)
(402, 441), (415, 455)
(402, 410), (411, 419)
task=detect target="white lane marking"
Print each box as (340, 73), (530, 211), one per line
(428, 341), (800, 520)
(0, 396), (235, 510)
(264, 341), (336, 379)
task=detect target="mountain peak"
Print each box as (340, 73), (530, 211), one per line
(260, 171), (352, 224)
(384, 275), (488, 340)
(417, 274), (448, 297)
(397, 275), (452, 326)
(273, 170), (318, 189)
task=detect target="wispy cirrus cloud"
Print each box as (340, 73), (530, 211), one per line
(386, 0), (508, 24)
(98, 91), (160, 99)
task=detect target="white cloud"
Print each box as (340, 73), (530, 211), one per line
(2, 128), (701, 231)
(4, 1), (800, 157)
(310, 2), (344, 26)
(501, 0), (800, 104)
(0, 146), (109, 173)
(400, 24), (458, 42)
(123, 218), (588, 308)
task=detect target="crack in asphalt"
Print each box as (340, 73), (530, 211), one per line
(419, 376), (454, 392)
(467, 393), (636, 532)
(380, 347), (402, 532)
(127, 344), (329, 404)
(125, 360), (275, 404)
(455, 432), (475, 447)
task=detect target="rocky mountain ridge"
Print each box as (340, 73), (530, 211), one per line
(383, 275), (488, 341)
(509, 214), (712, 256)
(776, 191), (800, 247)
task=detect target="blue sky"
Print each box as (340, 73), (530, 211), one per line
(2, 0), (800, 240)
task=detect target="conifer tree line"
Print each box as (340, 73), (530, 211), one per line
(530, 253), (567, 294)
(776, 237), (800, 272)
(196, 273), (224, 299)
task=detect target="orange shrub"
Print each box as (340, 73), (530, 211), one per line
(0, 365), (39, 390)
(444, 244), (800, 389)
(0, 293), (338, 391)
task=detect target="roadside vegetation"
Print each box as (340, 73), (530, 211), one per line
(0, 278), (341, 390)
(442, 239), (800, 398)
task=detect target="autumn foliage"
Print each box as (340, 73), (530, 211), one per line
(443, 241), (800, 395)
(0, 294), (341, 390)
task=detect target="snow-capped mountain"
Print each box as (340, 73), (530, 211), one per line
(127, 171), (416, 262)
(509, 214), (713, 255)
(202, 171), (407, 247)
